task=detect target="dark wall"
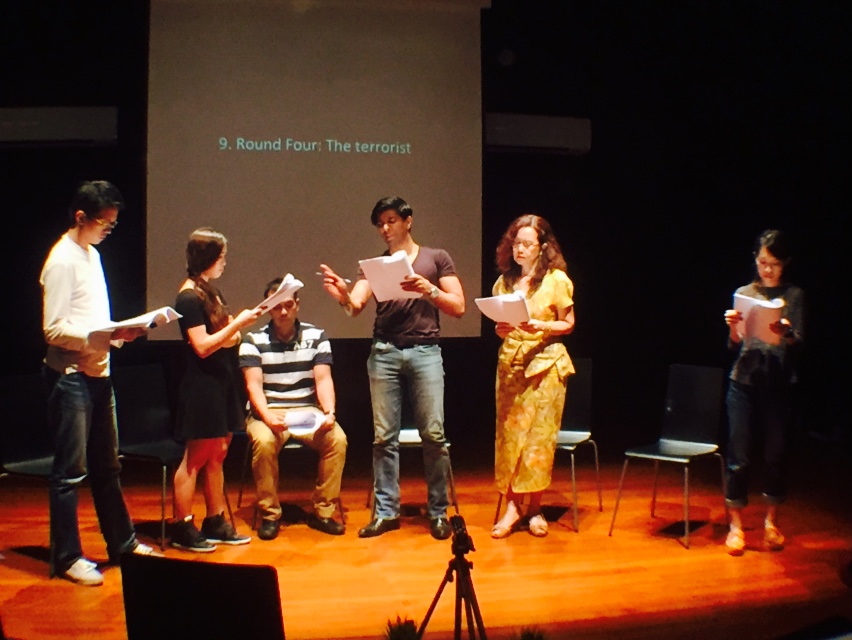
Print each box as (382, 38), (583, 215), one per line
(2, 1), (849, 468)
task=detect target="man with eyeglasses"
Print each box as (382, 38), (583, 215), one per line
(238, 277), (348, 540)
(39, 180), (160, 586)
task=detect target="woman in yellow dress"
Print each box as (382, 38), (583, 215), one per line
(491, 214), (575, 538)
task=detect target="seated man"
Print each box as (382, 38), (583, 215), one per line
(239, 277), (348, 540)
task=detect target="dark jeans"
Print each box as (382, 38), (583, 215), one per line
(45, 367), (137, 572)
(724, 379), (793, 509)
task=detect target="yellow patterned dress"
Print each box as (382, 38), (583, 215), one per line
(494, 269), (575, 494)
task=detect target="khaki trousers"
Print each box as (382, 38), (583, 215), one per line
(246, 407), (347, 521)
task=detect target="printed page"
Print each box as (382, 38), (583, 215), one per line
(474, 292), (529, 326)
(358, 250), (419, 302)
(257, 273), (304, 313)
(89, 306), (182, 338)
(284, 409), (324, 436)
(733, 293), (784, 345)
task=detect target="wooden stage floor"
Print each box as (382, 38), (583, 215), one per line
(1, 445), (850, 640)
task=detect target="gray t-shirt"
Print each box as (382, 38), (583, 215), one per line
(369, 246), (457, 347)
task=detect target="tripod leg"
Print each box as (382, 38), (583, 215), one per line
(417, 561), (455, 640)
(454, 569), (463, 640)
(456, 559), (487, 639)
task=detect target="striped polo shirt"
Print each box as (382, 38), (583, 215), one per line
(238, 320), (333, 409)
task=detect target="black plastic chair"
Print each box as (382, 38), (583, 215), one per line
(122, 553), (285, 640)
(494, 357), (603, 532)
(0, 372), (56, 574)
(0, 372), (55, 480)
(608, 363), (727, 548)
(112, 363), (185, 550)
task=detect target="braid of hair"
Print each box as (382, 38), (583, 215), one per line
(190, 276), (230, 331)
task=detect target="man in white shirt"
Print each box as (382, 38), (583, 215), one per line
(40, 180), (159, 586)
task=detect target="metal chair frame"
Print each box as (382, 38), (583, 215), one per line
(608, 363), (728, 549)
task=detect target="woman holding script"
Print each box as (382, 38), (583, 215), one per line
(171, 227), (261, 552)
(722, 229), (805, 555)
(491, 215), (575, 538)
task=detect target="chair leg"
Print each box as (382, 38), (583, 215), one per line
(570, 452), (579, 532)
(589, 439), (603, 512)
(237, 438), (252, 509)
(608, 458), (630, 536)
(716, 452), (730, 524)
(337, 496), (347, 526)
(446, 452), (459, 516)
(494, 493), (504, 525)
(160, 463), (167, 551)
(224, 488), (236, 529)
(651, 460), (660, 517)
(683, 465), (690, 549)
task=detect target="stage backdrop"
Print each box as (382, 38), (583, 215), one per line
(146, 0), (484, 339)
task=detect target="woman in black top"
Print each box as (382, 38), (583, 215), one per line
(171, 227), (261, 552)
(723, 229), (805, 555)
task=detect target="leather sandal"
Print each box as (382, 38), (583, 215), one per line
(491, 513), (519, 539)
(528, 514), (548, 537)
(726, 529), (745, 556)
(764, 524), (785, 551)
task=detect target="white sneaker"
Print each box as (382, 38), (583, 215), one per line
(130, 542), (163, 557)
(62, 558), (104, 586)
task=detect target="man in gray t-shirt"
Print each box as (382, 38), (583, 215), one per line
(319, 196), (466, 540)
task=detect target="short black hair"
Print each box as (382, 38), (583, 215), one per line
(263, 277), (299, 301)
(370, 196), (412, 226)
(754, 229), (792, 264)
(68, 180), (124, 226)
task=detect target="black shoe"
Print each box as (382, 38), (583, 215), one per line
(358, 518), (400, 538)
(171, 516), (217, 553)
(430, 516), (452, 540)
(307, 513), (345, 536)
(200, 513), (251, 546)
(257, 519), (281, 541)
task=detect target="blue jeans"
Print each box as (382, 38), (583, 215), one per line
(367, 341), (449, 519)
(725, 380), (792, 509)
(45, 368), (137, 572)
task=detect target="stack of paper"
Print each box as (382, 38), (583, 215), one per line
(283, 409), (324, 436)
(257, 273), (304, 312)
(358, 250), (419, 302)
(88, 306), (182, 339)
(474, 291), (529, 326)
(733, 293), (785, 344)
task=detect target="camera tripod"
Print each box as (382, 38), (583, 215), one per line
(417, 515), (487, 640)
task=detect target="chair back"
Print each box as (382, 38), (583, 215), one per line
(562, 357), (592, 432)
(122, 553), (285, 639)
(659, 363), (724, 446)
(112, 363), (174, 446)
(0, 372), (54, 471)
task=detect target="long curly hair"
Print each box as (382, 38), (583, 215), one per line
(185, 227), (230, 331)
(495, 214), (567, 293)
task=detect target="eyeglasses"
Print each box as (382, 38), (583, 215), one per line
(756, 258), (782, 270)
(512, 240), (539, 250)
(89, 216), (118, 230)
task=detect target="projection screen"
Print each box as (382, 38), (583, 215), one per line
(147, 0), (484, 340)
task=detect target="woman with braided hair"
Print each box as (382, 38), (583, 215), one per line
(171, 227), (261, 552)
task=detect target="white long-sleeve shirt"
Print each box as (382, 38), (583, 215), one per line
(40, 233), (113, 377)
